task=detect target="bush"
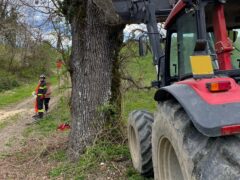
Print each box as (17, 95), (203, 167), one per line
(0, 73), (20, 92)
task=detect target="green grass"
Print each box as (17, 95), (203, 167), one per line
(0, 76), (57, 108)
(122, 52), (157, 120)
(0, 83), (37, 108)
(123, 89), (156, 119)
(127, 167), (152, 180)
(49, 149), (68, 162)
(48, 141), (147, 179)
(23, 95), (70, 137)
(49, 141), (130, 178)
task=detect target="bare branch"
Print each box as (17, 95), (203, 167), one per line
(121, 75), (152, 90)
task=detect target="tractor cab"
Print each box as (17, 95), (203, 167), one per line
(164, 0), (240, 84)
(153, 0), (240, 137)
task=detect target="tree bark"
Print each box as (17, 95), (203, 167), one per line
(67, 1), (123, 161)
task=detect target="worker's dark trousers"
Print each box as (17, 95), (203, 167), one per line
(44, 98), (50, 112)
(37, 96), (44, 118)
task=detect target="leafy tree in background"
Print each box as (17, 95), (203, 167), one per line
(0, 0), (60, 91)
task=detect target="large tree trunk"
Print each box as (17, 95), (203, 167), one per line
(68, 1), (123, 160)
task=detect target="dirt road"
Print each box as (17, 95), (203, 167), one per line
(0, 92), (61, 153)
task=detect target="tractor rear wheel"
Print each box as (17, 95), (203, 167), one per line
(128, 110), (154, 177)
(152, 100), (240, 180)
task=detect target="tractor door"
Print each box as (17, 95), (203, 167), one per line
(166, 8), (198, 83)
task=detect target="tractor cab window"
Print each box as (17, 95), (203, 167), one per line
(177, 11), (197, 77)
(168, 11), (197, 80)
(170, 33), (178, 77)
(230, 29), (240, 69)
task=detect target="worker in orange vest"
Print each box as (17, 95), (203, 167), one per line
(32, 74), (47, 120)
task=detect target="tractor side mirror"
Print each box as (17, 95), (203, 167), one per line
(139, 35), (148, 57)
(228, 30), (238, 43)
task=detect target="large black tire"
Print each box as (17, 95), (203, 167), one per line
(152, 100), (240, 180)
(128, 110), (154, 177)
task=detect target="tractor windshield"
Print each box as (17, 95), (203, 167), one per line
(231, 31), (240, 69)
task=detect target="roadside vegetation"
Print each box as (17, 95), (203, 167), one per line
(0, 42), (60, 91)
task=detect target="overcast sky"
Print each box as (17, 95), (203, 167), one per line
(18, 2), (165, 47)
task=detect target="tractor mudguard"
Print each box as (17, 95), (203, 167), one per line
(154, 82), (240, 137)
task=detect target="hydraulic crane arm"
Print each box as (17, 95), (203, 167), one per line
(112, 0), (174, 86)
(112, 0), (173, 23)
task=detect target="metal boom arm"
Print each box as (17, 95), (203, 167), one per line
(112, 0), (173, 86)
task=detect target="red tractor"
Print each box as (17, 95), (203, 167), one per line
(113, 0), (240, 179)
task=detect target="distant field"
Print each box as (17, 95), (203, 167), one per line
(122, 52), (157, 120)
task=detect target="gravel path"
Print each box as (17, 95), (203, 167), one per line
(0, 90), (62, 153)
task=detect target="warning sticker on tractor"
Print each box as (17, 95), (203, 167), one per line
(190, 55), (214, 76)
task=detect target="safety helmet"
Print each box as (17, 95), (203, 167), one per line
(39, 74), (46, 79)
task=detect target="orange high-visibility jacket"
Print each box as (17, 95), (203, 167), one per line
(34, 81), (47, 113)
(34, 83), (40, 113)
